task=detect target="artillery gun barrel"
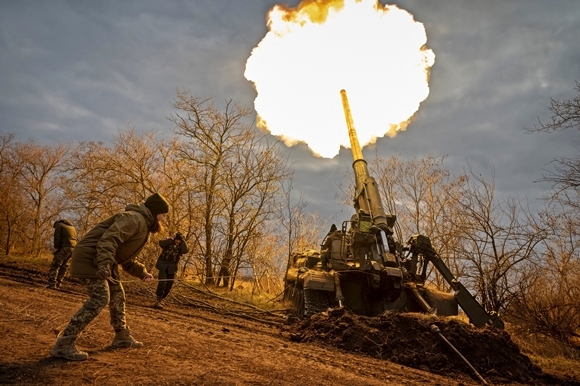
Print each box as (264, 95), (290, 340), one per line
(340, 89), (369, 192)
(340, 89), (389, 231)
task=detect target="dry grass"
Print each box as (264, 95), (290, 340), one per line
(2, 251), (52, 266)
(507, 323), (580, 379)
(192, 279), (285, 311)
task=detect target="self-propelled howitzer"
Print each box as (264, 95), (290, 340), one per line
(283, 90), (503, 329)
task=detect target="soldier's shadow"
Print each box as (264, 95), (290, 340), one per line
(0, 357), (87, 382)
(0, 349), (133, 384)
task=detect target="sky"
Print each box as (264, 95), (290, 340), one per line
(1, 0), (580, 226)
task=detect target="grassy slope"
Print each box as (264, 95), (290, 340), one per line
(2, 252), (579, 381)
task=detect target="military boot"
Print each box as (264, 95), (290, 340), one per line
(56, 274), (65, 288)
(50, 335), (88, 361)
(153, 297), (164, 309)
(111, 329), (143, 348)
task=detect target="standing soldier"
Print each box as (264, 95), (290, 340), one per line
(50, 192), (169, 361)
(153, 232), (188, 309)
(47, 219), (78, 289)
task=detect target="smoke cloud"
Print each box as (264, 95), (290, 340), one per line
(245, 0), (434, 158)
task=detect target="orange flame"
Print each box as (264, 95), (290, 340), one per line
(245, 0), (434, 158)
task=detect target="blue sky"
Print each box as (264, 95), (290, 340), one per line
(1, 0), (579, 224)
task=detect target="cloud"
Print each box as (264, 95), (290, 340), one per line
(0, 0), (579, 224)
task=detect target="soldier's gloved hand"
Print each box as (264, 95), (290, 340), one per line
(96, 266), (111, 280)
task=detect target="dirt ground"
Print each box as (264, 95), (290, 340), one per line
(1, 259), (579, 386)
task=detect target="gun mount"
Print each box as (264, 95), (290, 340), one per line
(284, 90), (503, 329)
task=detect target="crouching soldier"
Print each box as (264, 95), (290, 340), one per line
(47, 219), (78, 289)
(50, 193), (170, 361)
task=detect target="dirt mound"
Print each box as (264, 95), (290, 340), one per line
(286, 308), (571, 385)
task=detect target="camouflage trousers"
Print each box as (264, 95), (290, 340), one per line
(47, 247), (74, 287)
(62, 277), (127, 336)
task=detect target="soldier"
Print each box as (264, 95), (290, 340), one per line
(153, 232), (189, 309)
(50, 192), (170, 361)
(46, 219), (78, 289)
(320, 224), (337, 270)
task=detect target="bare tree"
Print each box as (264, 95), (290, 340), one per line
(129, 132), (207, 268)
(530, 81), (580, 134)
(64, 129), (170, 233)
(369, 154), (468, 290)
(450, 167), (547, 312)
(15, 140), (71, 255)
(104, 128), (168, 207)
(528, 81), (580, 208)
(276, 174), (329, 291)
(154, 135), (201, 237)
(170, 90), (253, 285)
(514, 82), (580, 342)
(367, 154), (548, 312)
(64, 128), (203, 269)
(0, 134), (30, 255)
(245, 232), (286, 296)
(64, 140), (117, 235)
(217, 133), (290, 289)
(509, 203), (580, 343)
(277, 177), (310, 259)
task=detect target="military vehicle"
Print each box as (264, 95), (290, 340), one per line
(284, 90), (503, 329)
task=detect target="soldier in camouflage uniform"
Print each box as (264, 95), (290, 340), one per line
(47, 219), (78, 289)
(50, 193), (170, 361)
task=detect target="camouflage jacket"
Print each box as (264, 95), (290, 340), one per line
(70, 203), (154, 279)
(156, 237), (188, 265)
(53, 219), (78, 249)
